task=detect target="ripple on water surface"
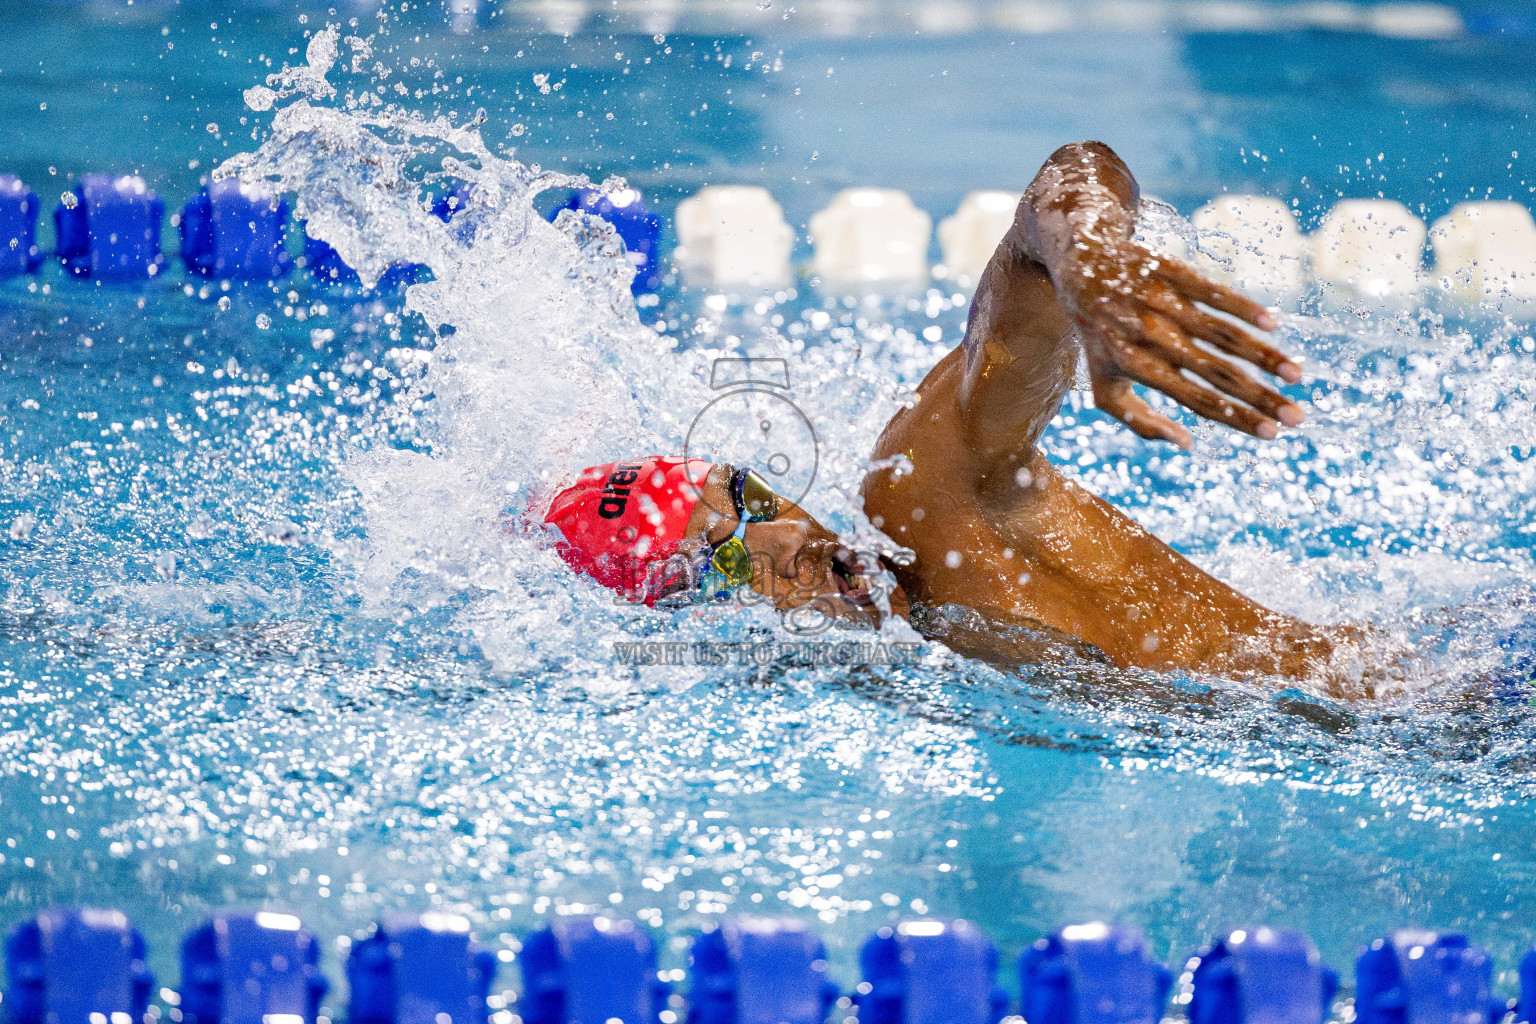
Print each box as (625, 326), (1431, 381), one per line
(2, 26), (1536, 984)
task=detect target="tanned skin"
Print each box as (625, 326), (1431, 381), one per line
(861, 141), (1345, 681)
(647, 142), (1349, 687)
(680, 464), (905, 627)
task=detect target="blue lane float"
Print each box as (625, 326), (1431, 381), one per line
(0, 176), (42, 277)
(519, 915), (671, 1024)
(859, 919), (1008, 1024)
(1188, 927), (1338, 1024)
(179, 912), (329, 1024)
(4, 907), (154, 1024)
(11, 907), (1536, 1023)
(303, 231), (436, 290)
(180, 177), (291, 280)
(1354, 930), (1506, 1024)
(556, 188), (663, 294)
(301, 229), (361, 286)
(1522, 947), (1536, 1024)
(431, 181), (474, 233)
(1019, 923), (1171, 1024)
(302, 182), (471, 289)
(348, 913), (497, 1024)
(689, 917), (838, 1024)
(54, 174), (165, 279)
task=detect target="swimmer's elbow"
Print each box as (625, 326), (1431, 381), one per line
(1044, 140), (1123, 167)
(1026, 141), (1136, 205)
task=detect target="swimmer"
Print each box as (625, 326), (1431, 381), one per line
(543, 142), (1354, 688)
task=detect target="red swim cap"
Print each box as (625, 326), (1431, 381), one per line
(543, 456), (712, 604)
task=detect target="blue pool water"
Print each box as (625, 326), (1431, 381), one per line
(2, 0), (1536, 1004)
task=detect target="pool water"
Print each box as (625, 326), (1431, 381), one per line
(2, 0), (1536, 1004)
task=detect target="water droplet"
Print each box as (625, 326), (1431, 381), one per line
(155, 552), (177, 582)
(187, 513), (216, 541)
(59, 191), (78, 210)
(206, 122), (220, 134)
(217, 296), (231, 311)
(260, 519), (306, 546)
(244, 86), (277, 112)
(256, 313), (272, 329)
(8, 514), (35, 541)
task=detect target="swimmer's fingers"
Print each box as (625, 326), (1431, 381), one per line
(1144, 281), (1304, 387)
(1104, 295), (1295, 424)
(1151, 255), (1277, 331)
(1118, 349), (1279, 440)
(1137, 312), (1299, 429)
(1092, 321), (1279, 439)
(1082, 330), (1193, 449)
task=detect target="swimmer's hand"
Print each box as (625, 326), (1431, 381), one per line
(1057, 239), (1306, 449)
(1019, 143), (1305, 447)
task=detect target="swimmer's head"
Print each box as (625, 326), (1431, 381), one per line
(543, 457), (908, 626)
(542, 456), (711, 605)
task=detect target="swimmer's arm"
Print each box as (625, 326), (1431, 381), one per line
(958, 141), (1306, 463)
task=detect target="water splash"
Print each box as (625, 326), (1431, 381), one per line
(2, 19), (1535, 978)
(219, 27), (920, 694)
(208, 25), (1536, 721)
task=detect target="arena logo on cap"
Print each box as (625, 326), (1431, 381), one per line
(597, 462), (646, 519)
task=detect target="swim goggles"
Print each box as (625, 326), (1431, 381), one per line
(697, 467), (780, 599)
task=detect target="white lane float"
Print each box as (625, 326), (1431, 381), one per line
(808, 187), (932, 286)
(1309, 199), (1426, 300)
(937, 190), (1021, 280)
(673, 185), (794, 287)
(1190, 195), (1308, 300)
(1429, 201), (1536, 304)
